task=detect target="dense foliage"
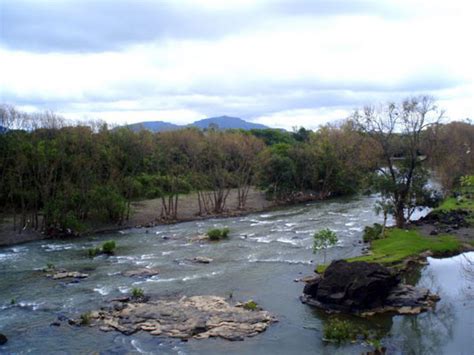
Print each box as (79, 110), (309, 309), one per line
(1, 102), (472, 235)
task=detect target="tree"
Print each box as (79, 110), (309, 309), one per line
(353, 96), (444, 227)
(313, 228), (338, 264)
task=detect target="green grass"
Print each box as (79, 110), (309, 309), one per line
(316, 228), (462, 273)
(435, 197), (474, 212)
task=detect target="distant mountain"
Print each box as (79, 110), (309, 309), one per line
(189, 116), (268, 130)
(126, 121), (180, 132)
(124, 116), (268, 132)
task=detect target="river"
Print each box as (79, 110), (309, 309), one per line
(0, 195), (472, 354)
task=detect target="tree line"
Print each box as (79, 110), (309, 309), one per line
(1, 97), (472, 234)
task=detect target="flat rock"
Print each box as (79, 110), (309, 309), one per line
(191, 256), (213, 264)
(49, 271), (89, 280)
(85, 295), (276, 341)
(122, 268), (160, 277)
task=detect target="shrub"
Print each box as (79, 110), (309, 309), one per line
(242, 300), (258, 311)
(363, 223), (383, 243)
(221, 227), (230, 238)
(323, 318), (355, 343)
(88, 247), (101, 258)
(131, 287), (144, 299)
(207, 228), (230, 241)
(79, 312), (92, 326)
(87, 240), (116, 257)
(102, 240), (116, 255)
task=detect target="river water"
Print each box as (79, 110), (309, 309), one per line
(0, 195), (472, 354)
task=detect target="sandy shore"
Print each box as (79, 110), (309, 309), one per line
(0, 188), (275, 247)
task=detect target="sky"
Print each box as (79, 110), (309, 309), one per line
(0, 0), (473, 130)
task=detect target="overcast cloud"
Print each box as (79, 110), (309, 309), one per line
(1, 0), (472, 130)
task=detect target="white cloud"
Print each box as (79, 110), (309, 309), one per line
(1, 0), (473, 127)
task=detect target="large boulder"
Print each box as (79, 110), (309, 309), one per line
(0, 333), (7, 345)
(302, 260), (440, 314)
(303, 260), (399, 311)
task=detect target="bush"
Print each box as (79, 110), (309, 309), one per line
(102, 240), (116, 255)
(207, 228), (230, 241)
(88, 247), (101, 258)
(79, 312), (92, 326)
(242, 300), (258, 311)
(221, 227), (230, 238)
(131, 287), (144, 299)
(87, 240), (116, 257)
(323, 318), (355, 343)
(363, 223), (383, 243)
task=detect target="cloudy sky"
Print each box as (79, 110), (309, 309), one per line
(0, 0), (472, 130)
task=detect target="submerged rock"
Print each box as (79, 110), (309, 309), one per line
(122, 268), (160, 277)
(83, 295), (276, 341)
(0, 333), (7, 345)
(301, 260), (439, 315)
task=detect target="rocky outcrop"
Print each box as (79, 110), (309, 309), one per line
(82, 295), (276, 341)
(122, 268), (160, 277)
(416, 209), (470, 231)
(301, 260), (439, 315)
(0, 333), (7, 345)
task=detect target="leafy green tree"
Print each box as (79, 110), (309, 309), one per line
(313, 228), (338, 264)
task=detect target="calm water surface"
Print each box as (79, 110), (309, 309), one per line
(0, 195), (472, 354)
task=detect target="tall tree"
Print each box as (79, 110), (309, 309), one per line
(352, 96), (443, 227)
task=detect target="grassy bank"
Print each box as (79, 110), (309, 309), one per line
(434, 196), (474, 213)
(317, 228), (463, 273)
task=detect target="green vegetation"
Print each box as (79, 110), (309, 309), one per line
(242, 300), (258, 311)
(435, 196), (474, 213)
(362, 223), (384, 243)
(313, 228), (338, 264)
(323, 318), (355, 343)
(316, 228), (461, 273)
(88, 247), (101, 258)
(88, 240), (117, 257)
(131, 287), (144, 299)
(207, 227), (230, 241)
(349, 229), (461, 265)
(1, 103), (472, 236)
(79, 312), (92, 326)
(101, 240), (116, 255)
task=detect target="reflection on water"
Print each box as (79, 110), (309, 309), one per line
(0, 195), (472, 354)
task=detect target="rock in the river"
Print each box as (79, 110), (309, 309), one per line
(0, 333), (7, 345)
(84, 295), (276, 341)
(49, 271), (89, 280)
(301, 260), (439, 315)
(191, 256), (213, 264)
(122, 268), (160, 277)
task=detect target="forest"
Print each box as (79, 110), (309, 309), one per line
(1, 101), (473, 235)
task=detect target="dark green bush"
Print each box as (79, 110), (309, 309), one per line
(131, 287), (144, 298)
(207, 227), (230, 241)
(363, 223), (383, 243)
(101, 240), (116, 255)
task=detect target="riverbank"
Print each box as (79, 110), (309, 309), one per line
(315, 196), (474, 273)
(0, 188), (278, 247)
